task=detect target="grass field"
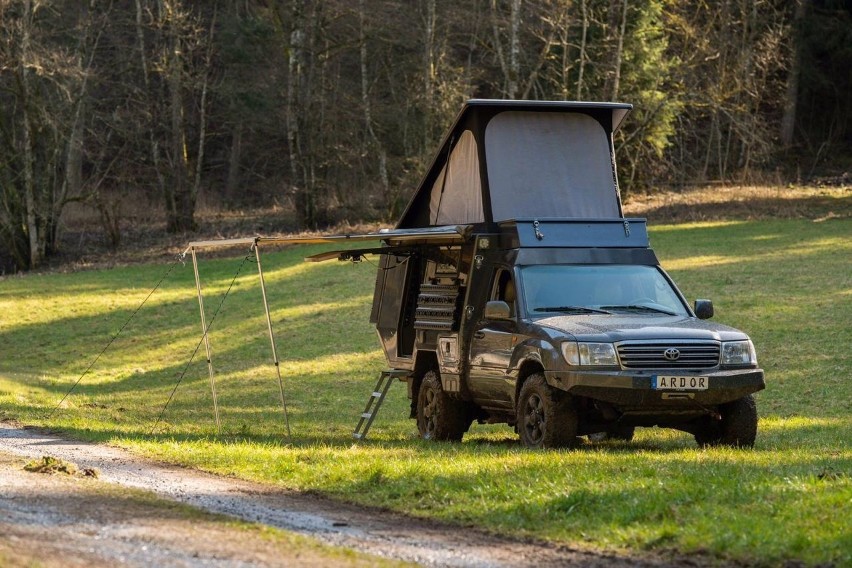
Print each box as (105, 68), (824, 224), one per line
(1, 217), (850, 565)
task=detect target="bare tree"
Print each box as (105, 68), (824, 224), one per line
(781, 0), (809, 148)
(576, 0), (589, 100)
(490, 0), (522, 98)
(19, 0), (39, 267)
(127, 0), (213, 233)
(358, 0), (389, 213)
(0, 0), (106, 268)
(423, 0), (437, 145)
(609, 0), (629, 100)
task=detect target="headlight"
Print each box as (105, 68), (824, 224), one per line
(721, 340), (757, 366)
(562, 341), (618, 366)
(579, 343), (619, 366)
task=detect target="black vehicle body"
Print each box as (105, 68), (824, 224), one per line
(366, 219), (763, 445)
(334, 100), (764, 447)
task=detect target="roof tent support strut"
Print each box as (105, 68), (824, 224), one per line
(190, 246), (222, 434)
(253, 242), (292, 437)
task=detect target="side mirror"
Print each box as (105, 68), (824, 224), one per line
(694, 299), (714, 320)
(484, 300), (512, 321)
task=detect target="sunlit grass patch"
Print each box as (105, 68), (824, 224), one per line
(647, 220), (748, 231)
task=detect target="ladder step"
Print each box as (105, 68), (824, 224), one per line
(353, 370), (404, 441)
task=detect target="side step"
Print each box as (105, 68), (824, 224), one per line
(353, 370), (408, 441)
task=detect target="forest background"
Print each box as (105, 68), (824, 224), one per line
(0, 0), (849, 272)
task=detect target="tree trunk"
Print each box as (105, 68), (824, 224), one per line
(781, 0), (809, 148)
(359, 0), (390, 214)
(610, 0), (629, 100)
(507, 0), (521, 99)
(137, 0), (167, 207)
(490, 0), (508, 98)
(424, 0), (436, 148)
(165, 0), (195, 233)
(192, 8), (215, 216)
(19, 0), (39, 268)
(285, 3), (310, 227)
(576, 0), (588, 100)
(225, 122), (243, 201)
(65, 102), (84, 208)
(56, 12), (102, 256)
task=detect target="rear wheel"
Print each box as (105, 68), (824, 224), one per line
(517, 374), (579, 449)
(416, 371), (470, 442)
(694, 395), (757, 448)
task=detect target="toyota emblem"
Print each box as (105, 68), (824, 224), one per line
(663, 348), (681, 361)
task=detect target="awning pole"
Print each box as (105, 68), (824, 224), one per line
(191, 247), (222, 434)
(253, 242), (291, 437)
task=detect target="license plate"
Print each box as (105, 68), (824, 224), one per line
(653, 375), (708, 390)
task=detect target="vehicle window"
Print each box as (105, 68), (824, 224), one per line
(520, 265), (688, 316)
(492, 269), (517, 314)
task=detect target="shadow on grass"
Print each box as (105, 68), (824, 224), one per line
(10, 409), (851, 457)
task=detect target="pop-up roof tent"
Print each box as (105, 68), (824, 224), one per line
(396, 99), (633, 229)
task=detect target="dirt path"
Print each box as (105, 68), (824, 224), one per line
(0, 422), (699, 567)
(0, 452), (398, 568)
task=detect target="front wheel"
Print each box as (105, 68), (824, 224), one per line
(416, 371), (470, 442)
(517, 374), (579, 449)
(694, 395), (758, 448)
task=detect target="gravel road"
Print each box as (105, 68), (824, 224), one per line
(0, 422), (695, 567)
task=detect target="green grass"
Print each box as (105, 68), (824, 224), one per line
(1, 218), (850, 565)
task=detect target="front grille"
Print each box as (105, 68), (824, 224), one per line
(616, 341), (720, 369)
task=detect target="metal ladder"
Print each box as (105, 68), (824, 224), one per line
(353, 370), (406, 440)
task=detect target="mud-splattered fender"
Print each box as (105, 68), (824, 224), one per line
(508, 338), (565, 402)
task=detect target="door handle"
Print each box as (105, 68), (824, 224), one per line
(474, 331), (485, 339)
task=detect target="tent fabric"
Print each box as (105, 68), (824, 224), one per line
(484, 111), (620, 222)
(394, 101), (632, 229)
(428, 130), (484, 225)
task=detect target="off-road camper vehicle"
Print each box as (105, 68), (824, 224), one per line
(324, 100), (765, 448)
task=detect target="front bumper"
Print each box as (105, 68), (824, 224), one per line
(545, 368), (765, 406)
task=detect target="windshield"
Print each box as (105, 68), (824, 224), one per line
(519, 265), (688, 316)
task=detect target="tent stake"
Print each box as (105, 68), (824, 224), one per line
(191, 247), (222, 434)
(253, 242), (292, 437)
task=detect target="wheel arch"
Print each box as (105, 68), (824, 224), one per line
(408, 350), (439, 418)
(514, 358), (546, 409)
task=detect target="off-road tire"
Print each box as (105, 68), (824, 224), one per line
(694, 394), (758, 448)
(517, 374), (579, 449)
(416, 371), (470, 442)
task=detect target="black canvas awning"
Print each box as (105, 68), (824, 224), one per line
(185, 225), (472, 262)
